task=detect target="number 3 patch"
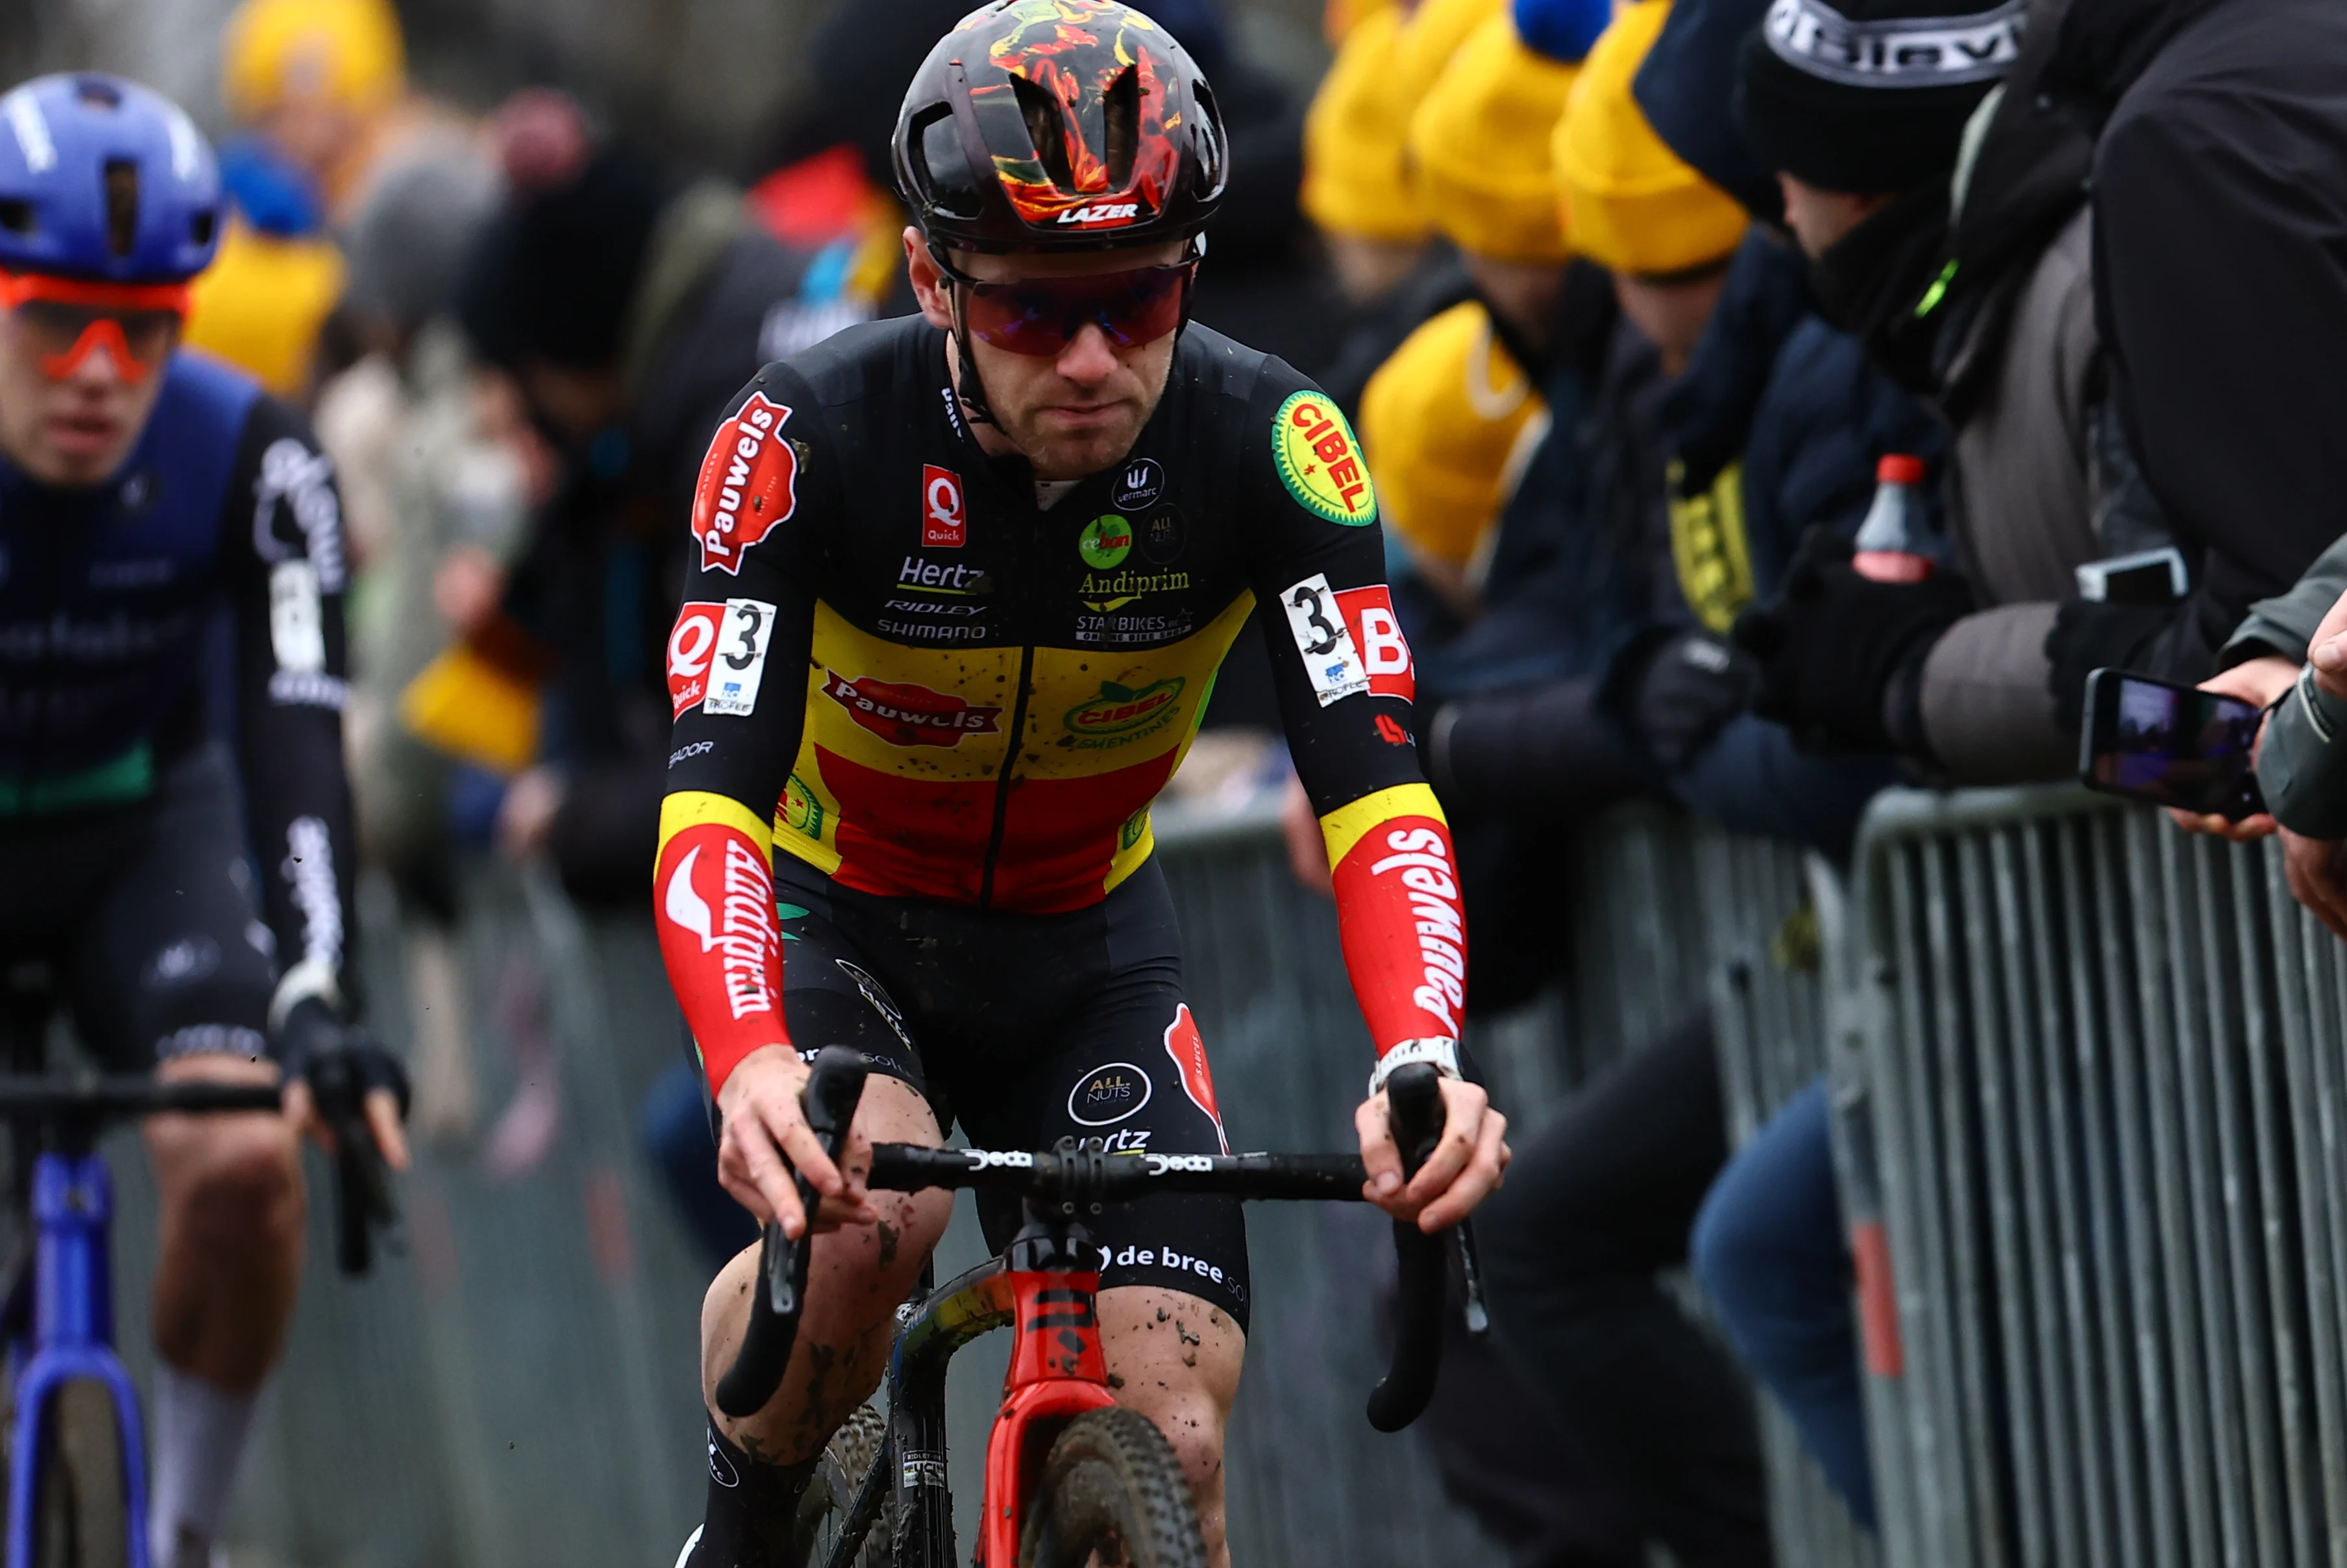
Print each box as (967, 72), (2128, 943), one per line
(1281, 572), (1369, 707)
(669, 598), (777, 718)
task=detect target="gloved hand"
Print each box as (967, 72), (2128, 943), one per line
(276, 996), (413, 1170)
(1621, 628), (1758, 772)
(1730, 524), (1973, 753)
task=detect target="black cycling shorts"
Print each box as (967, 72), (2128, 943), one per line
(707, 856), (1250, 1330)
(0, 744), (276, 1069)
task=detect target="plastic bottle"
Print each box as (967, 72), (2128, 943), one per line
(1851, 454), (1934, 583)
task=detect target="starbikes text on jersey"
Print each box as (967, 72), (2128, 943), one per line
(662, 834), (778, 1020)
(1371, 827), (1466, 1036)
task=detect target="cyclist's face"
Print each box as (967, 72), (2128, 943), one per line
(909, 231), (1187, 482)
(0, 295), (177, 489)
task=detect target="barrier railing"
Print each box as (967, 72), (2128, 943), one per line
(1832, 784), (2347, 1568)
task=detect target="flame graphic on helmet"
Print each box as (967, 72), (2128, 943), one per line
(966, 0), (1181, 227)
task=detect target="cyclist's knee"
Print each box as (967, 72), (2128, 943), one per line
(1098, 1286), (1242, 1493)
(153, 1110), (302, 1251)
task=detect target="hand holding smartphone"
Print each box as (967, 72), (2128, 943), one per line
(2080, 667), (2268, 820)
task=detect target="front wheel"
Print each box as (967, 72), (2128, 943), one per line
(1018, 1407), (1207, 1568)
(29, 1378), (130, 1568)
(791, 1402), (889, 1568)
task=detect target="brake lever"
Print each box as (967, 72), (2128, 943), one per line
(1367, 1062), (1447, 1432)
(714, 1046), (869, 1418)
(308, 1049), (399, 1277)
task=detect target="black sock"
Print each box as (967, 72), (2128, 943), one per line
(689, 1417), (817, 1567)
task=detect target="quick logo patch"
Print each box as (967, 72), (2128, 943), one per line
(1272, 391), (1377, 525)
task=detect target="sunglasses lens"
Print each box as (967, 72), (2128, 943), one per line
(963, 265), (1190, 357)
(12, 300), (179, 380)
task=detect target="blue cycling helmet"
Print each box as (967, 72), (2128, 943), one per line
(0, 73), (223, 284)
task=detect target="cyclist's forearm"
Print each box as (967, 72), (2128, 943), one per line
(656, 790), (791, 1095)
(1317, 783), (1468, 1055)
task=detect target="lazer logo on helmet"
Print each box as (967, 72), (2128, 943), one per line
(691, 393), (798, 574)
(1056, 202), (1142, 227)
(822, 671), (1002, 747)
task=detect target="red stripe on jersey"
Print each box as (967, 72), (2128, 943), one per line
(656, 820), (786, 1095)
(1329, 815), (1467, 1047)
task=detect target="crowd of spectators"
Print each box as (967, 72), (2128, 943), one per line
(191, 0), (2347, 1559)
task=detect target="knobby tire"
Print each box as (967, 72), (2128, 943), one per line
(794, 1402), (889, 1568)
(29, 1379), (129, 1568)
(1018, 1407), (1207, 1568)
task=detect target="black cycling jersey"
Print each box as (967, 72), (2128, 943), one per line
(657, 315), (1464, 1096)
(0, 351), (358, 1031)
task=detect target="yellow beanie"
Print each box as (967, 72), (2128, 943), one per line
(1407, 13), (1581, 263)
(1389, 0), (1508, 108)
(1303, 8), (1430, 243)
(1553, 1), (1747, 276)
(1322, 0), (1398, 47)
(223, 0), (407, 123)
(183, 219), (347, 398)
(1361, 300), (1551, 569)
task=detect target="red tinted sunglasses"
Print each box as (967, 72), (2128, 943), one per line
(0, 270), (189, 384)
(951, 260), (1196, 358)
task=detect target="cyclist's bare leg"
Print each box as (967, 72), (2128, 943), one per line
(698, 1073), (953, 1463)
(142, 1051), (305, 1568)
(1101, 1284), (1245, 1568)
(143, 1052), (305, 1387)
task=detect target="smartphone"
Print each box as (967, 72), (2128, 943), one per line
(2080, 667), (2267, 820)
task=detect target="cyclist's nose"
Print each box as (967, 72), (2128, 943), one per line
(1055, 320), (1120, 385)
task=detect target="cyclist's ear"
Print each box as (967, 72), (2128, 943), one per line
(905, 229), (956, 331)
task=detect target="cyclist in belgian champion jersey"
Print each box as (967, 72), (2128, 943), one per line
(0, 75), (408, 1568)
(659, 6), (1507, 1563)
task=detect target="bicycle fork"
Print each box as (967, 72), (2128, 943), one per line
(8, 1150), (152, 1568)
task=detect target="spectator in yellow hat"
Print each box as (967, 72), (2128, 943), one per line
(1360, 300), (1551, 616)
(1406, 10), (1582, 356)
(1303, 5), (1434, 304)
(1553, 0), (1748, 375)
(221, 0), (411, 215)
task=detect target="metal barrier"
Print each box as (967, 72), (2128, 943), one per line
(60, 796), (1871, 1567)
(1830, 784), (2347, 1568)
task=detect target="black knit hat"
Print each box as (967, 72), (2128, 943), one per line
(458, 143), (670, 371)
(1734, 0), (2024, 193)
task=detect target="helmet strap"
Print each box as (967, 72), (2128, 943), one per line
(945, 283), (1000, 428)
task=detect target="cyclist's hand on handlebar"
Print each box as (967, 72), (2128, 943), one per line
(715, 1044), (880, 1239)
(276, 1001), (412, 1173)
(1357, 1076), (1509, 1233)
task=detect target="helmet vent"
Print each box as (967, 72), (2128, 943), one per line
(0, 201), (32, 236)
(73, 78), (122, 110)
(1010, 73), (1076, 191)
(1102, 66), (1139, 188)
(911, 105), (983, 221)
(189, 206), (215, 248)
(103, 158), (138, 258)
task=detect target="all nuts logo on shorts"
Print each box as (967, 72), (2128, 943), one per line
(822, 670), (1002, 747)
(1068, 1061), (1153, 1126)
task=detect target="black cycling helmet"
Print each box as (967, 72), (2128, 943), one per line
(892, 0), (1229, 256)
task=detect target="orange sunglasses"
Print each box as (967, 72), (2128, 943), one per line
(0, 270), (190, 384)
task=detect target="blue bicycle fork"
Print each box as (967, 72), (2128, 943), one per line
(7, 1150), (151, 1568)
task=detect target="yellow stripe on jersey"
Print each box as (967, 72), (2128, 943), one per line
(656, 790), (774, 867)
(1318, 782), (1447, 871)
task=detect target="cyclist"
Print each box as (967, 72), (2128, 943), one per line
(660, 5), (1508, 1563)
(0, 74), (408, 1568)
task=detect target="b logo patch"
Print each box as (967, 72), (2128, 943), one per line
(1272, 391), (1377, 525)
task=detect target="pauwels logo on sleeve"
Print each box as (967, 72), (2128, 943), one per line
(669, 599), (778, 718)
(691, 392), (799, 574)
(1281, 572), (1368, 707)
